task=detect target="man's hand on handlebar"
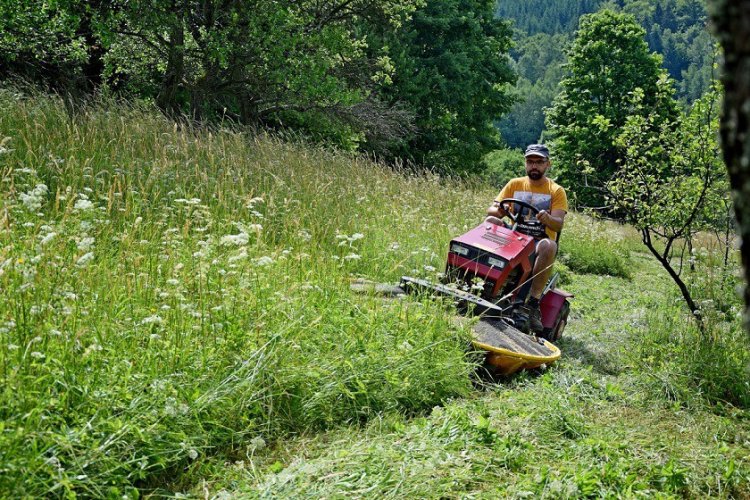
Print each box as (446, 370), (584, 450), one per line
(486, 201), (506, 219)
(536, 209), (552, 226)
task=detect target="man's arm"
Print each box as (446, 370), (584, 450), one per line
(536, 209), (566, 234)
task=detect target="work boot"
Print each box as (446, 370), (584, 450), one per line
(527, 296), (543, 334)
(510, 299), (529, 331)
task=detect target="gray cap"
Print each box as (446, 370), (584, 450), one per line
(524, 144), (550, 158)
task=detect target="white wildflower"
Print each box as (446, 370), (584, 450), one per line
(228, 249), (248, 263)
(76, 252), (95, 267)
(20, 184), (48, 212)
(74, 199), (94, 211)
(255, 256), (274, 267)
(188, 449), (198, 460)
(40, 232), (57, 245)
(220, 232), (249, 246)
(77, 236), (95, 251)
(166, 278), (180, 286)
(344, 253), (361, 260)
(141, 315), (164, 325)
(30, 351), (45, 360)
(246, 196), (264, 208)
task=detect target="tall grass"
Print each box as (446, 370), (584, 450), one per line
(557, 214), (632, 278)
(0, 90), (488, 496)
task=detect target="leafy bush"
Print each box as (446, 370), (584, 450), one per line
(483, 147), (525, 188)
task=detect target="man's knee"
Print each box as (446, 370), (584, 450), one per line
(536, 238), (557, 260)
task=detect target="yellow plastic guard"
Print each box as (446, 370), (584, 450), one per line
(472, 318), (561, 375)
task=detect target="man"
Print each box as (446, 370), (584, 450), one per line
(486, 144), (568, 333)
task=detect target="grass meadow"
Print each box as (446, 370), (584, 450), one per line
(1, 90), (748, 497)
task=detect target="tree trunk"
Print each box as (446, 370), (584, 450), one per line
(708, 0), (750, 333)
(157, 7), (186, 116)
(642, 229), (704, 330)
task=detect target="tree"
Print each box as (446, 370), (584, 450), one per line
(707, 0), (750, 333)
(368, 0), (516, 173)
(97, 0), (420, 133)
(498, 33), (567, 149)
(607, 84), (726, 328)
(0, 0), (89, 92)
(546, 9), (679, 209)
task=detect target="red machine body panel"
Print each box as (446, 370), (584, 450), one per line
(540, 289), (568, 328)
(452, 223), (535, 262)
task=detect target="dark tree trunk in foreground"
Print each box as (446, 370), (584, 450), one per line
(708, 0), (750, 333)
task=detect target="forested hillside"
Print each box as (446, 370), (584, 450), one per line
(496, 0), (714, 148)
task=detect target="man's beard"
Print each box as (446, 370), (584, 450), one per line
(528, 170), (543, 180)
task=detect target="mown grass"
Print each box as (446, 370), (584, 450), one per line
(2, 89), (746, 497)
(195, 237), (750, 499)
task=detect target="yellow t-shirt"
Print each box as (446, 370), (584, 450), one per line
(494, 177), (568, 240)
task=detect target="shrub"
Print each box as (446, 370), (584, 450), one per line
(483, 147), (524, 188)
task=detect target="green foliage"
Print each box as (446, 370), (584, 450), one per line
(557, 215), (632, 278)
(498, 34), (568, 149)
(367, 0), (516, 173)
(607, 82), (727, 320)
(0, 91), (481, 496)
(609, 84), (725, 235)
(496, 0), (605, 35)
(0, 0), (519, 173)
(496, 0), (713, 157)
(546, 9), (679, 208)
(99, 0), (416, 121)
(0, 0), (90, 88)
(633, 307), (750, 409)
(482, 147), (524, 187)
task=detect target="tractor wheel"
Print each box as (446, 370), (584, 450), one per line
(551, 301), (570, 341)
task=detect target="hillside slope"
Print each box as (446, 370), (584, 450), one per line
(194, 236), (750, 498)
(0, 92), (747, 497)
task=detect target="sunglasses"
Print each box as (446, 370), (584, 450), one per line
(525, 159), (548, 166)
